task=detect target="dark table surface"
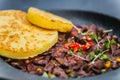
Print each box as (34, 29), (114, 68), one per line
(0, 0), (120, 19)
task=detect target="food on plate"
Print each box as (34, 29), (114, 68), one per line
(0, 10), (58, 59)
(3, 24), (120, 78)
(0, 7), (120, 79)
(27, 7), (73, 32)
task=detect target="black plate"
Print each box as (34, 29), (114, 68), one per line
(0, 10), (120, 80)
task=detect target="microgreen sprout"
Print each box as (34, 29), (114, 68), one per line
(91, 34), (97, 40)
(72, 53), (88, 61)
(89, 53), (95, 60)
(104, 37), (116, 49)
(73, 25), (82, 34)
(107, 36), (110, 43)
(90, 34), (101, 49)
(99, 54), (109, 60)
(77, 49), (82, 55)
(67, 48), (87, 61)
(101, 69), (106, 73)
(110, 39), (116, 44)
(95, 38), (101, 49)
(42, 72), (48, 78)
(67, 48), (73, 55)
(90, 49), (109, 64)
(103, 29), (113, 33)
(104, 42), (110, 49)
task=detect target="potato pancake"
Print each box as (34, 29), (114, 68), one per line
(27, 7), (73, 32)
(0, 10), (58, 59)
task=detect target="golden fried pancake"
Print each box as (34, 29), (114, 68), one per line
(0, 10), (58, 59)
(27, 7), (73, 32)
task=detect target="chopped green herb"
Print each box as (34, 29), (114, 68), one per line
(110, 39), (116, 44)
(77, 49), (82, 55)
(91, 34), (97, 40)
(90, 49), (109, 64)
(95, 49), (102, 54)
(48, 72), (56, 78)
(77, 76), (81, 78)
(101, 69), (106, 73)
(89, 53), (95, 60)
(69, 72), (75, 78)
(99, 54), (109, 60)
(81, 32), (86, 35)
(104, 39), (116, 49)
(82, 32), (93, 36)
(104, 42), (110, 49)
(70, 74), (74, 78)
(49, 74), (56, 78)
(98, 36), (102, 41)
(68, 48), (73, 55)
(42, 72), (48, 78)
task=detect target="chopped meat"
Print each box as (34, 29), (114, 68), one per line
(44, 61), (54, 72)
(111, 44), (117, 54)
(33, 59), (48, 66)
(114, 49), (120, 56)
(93, 60), (104, 69)
(88, 24), (97, 34)
(27, 64), (36, 71)
(2, 24), (120, 78)
(53, 67), (68, 78)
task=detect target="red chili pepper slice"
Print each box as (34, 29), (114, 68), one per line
(86, 32), (89, 40)
(64, 45), (69, 49)
(86, 32), (92, 41)
(86, 41), (93, 47)
(81, 41), (93, 51)
(82, 45), (87, 50)
(68, 42), (81, 53)
(75, 43), (81, 48)
(69, 42), (80, 48)
(69, 43), (76, 48)
(73, 47), (79, 53)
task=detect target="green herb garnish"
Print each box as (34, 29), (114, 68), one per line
(95, 49), (102, 54)
(49, 74), (56, 78)
(89, 53), (95, 60)
(42, 72), (48, 78)
(98, 36), (102, 41)
(104, 42), (110, 49)
(99, 54), (109, 60)
(110, 39), (116, 44)
(101, 69), (106, 73)
(67, 48), (87, 61)
(90, 33), (101, 40)
(81, 32), (86, 35)
(70, 74), (74, 78)
(67, 48), (73, 55)
(90, 49), (109, 64)
(81, 32), (93, 36)
(91, 34), (97, 40)
(77, 49), (82, 55)
(77, 76), (81, 78)
(104, 39), (116, 49)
